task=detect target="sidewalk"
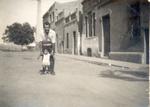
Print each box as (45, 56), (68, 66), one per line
(57, 54), (149, 70)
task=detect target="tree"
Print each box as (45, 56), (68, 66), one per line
(3, 22), (35, 45)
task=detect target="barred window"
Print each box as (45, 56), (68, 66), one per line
(65, 17), (70, 23)
(85, 16), (88, 37)
(88, 12), (92, 37)
(93, 12), (96, 36)
(71, 13), (76, 20)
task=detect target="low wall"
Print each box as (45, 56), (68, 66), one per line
(0, 43), (22, 52)
(109, 52), (143, 63)
(0, 43), (37, 52)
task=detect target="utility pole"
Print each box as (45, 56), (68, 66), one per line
(35, 0), (43, 43)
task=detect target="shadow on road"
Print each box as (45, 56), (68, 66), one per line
(99, 69), (149, 82)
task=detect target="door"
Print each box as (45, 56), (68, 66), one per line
(73, 31), (77, 55)
(144, 28), (149, 64)
(102, 14), (110, 56)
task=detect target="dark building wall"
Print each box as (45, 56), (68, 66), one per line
(97, 1), (146, 52)
(99, 1), (148, 63)
(82, 0), (149, 63)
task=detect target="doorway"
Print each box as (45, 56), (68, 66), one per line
(102, 14), (110, 56)
(144, 28), (149, 64)
(73, 31), (77, 55)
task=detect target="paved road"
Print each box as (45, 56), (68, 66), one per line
(0, 51), (149, 107)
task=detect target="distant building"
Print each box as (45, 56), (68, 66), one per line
(43, 0), (83, 54)
(43, 1), (73, 52)
(81, 0), (149, 63)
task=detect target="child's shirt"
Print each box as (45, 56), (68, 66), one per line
(42, 53), (50, 66)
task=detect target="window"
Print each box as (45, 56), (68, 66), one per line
(73, 31), (77, 52)
(58, 12), (64, 20)
(50, 14), (52, 22)
(65, 17), (70, 23)
(71, 13), (76, 20)
(129, 2), (140, 40)
(85, 16), (88, 37)
(88, 12), (92, 37)
(57, 16), (58, 21)
(93, 13), (96, 36)
(52, 12), (55, 22)
(73, 31), (76, 37)
(66, 33), (69, 48)
(85, 12), (96, 38)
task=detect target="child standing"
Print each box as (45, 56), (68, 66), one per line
(42, 49), (51, 72)
(37, 48), (51, 74)
(38, 40), (53, 74)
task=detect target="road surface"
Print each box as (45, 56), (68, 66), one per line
(0, 51), (148, 107)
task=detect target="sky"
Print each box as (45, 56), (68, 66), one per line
(0, 0), (76, 42)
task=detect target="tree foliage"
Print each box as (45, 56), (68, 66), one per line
(3, 22), (35, 45)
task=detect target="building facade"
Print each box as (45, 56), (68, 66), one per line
(82, 0), (149, 63)
(81, 0), (99, 57)
(64, 9), (80, 54)
(55, 11), (65, 53)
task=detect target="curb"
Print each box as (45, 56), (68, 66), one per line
(57, 54), (149, 70)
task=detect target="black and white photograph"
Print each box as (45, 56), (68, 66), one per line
(0, 0), (149, 107)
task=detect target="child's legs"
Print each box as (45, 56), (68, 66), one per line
(42, 65), (46, 72)
(50, 55), (55, 72)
